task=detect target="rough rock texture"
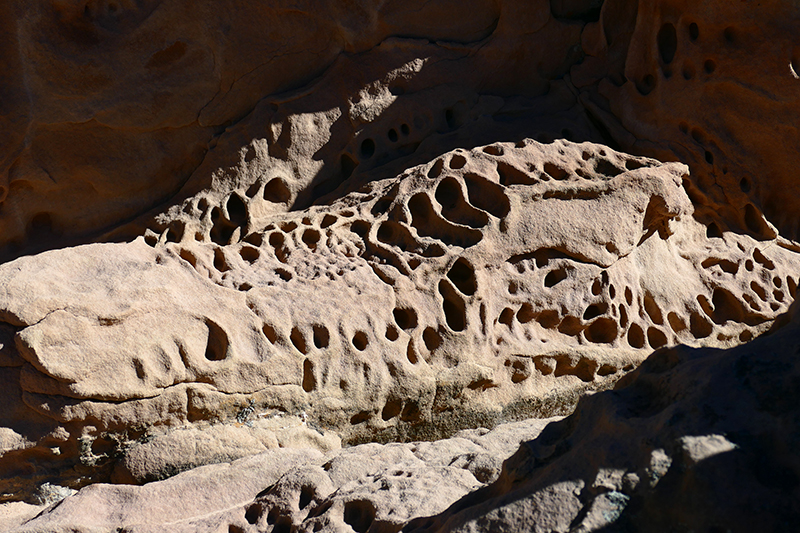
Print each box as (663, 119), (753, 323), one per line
(1, 138), (797, 499)
(7, 418), (556, 532)
(573, 0), (800, 240)
(0, 0), (582, 258)
(2, 0), (800, 530)
(10, 301), (800, 531)
(400, 301), (800, 533)
(3, 1), (799, 257)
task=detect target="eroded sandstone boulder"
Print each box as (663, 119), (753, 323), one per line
(0, 0), (583, 259)
(0, 138), (798, 500)
(400, 302), (800, 533)
(1, 0), (800, 529)
(10, 302), (800, 532)
(6, 418), (556, 533)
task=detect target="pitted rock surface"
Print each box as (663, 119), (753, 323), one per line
(0, 139), (798, 498)
(1, 0), (800, 530)
(10, 301), (800, 531)
(6, 418), (555, 533)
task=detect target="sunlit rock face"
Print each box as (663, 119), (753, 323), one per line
(1, 1), (800, 531)
(2, 135), (798, 501)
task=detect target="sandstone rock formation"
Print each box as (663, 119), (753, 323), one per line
(401, 300), (800, 533)
(4, 0), (799, 258)
(5, 418), (557, 533)
(1, 0), (800, 531)
(8, 303), (800, 532)
(2, 138), (797, 500)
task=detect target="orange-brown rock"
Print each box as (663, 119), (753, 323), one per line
(0, 0), (583, 259)
(573, 0), (800, 241)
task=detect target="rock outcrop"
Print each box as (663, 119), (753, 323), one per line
(3, 1), (799, 258)
(1, 0), (799, 531)
(8, 302), (800, 532)
(2, 138), (797, 499)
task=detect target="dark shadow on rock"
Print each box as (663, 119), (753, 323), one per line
(401, 302), (800, 532)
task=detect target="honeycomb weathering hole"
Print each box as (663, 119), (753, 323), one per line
(382, 398), (402, 421)
(302, 359), (316, 392)
(463, 173), (511, 218)
(263, 178), (291, 204)
(298, 486), (314, 510)
(343, 500), (376, 533)
(291, 327), (308, 354)
(203, 320), (230, 361)
(423, 327), (442, 351)
(263, 324), (278, 344)
(393, 307), (418, 330)
(439, 280), (467, 332)
(657, 23), (677, 64)
(545, 267), (568, 287)
(447, 258), (477, 295)
(313, 325), (330, 349)
(352, 331), (368, 351)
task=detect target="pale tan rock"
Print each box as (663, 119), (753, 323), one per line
(11, 448), (322, 533)
(12, 301), (800, 529)
(112, 416), (341, 484)
(0, 502), (44, 532)
(1, 138), (798, 499)
(11, 418), (555, 533)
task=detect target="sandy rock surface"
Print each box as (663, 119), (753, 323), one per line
(401, 302), (800, 533)
(1, 0), (799, 531)
(7, 418), (555, 533)
(1, 138), (797, 499)
(9, 302), (800, 531)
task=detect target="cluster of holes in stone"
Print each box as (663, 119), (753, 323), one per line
(676, 124), (768, 237)
(480, 146), (637, 187)
(638, 20), (723, 92)
(149, 179), (296, 249)
(167, 209), (367, 291)
(500, 245), (792, 361)
(315, 104), (437, 198)
(150, 144), (794, 430)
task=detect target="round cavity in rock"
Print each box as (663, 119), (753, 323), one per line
(263, 178), (291, 204)
(204, 320), (230, 361)
(385, 325), (399, 341)
(423, 327), (442, 351)
(393, 308), (418, 330)
(449, 154), (467, 169)
(302, 359), (315, 392)
(360, 138), (376, 159)
(627, 323), (645, 348)
(352, 332), (368, 351)
(689, 22), (700, 41)
(313, 325), (330, 349)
